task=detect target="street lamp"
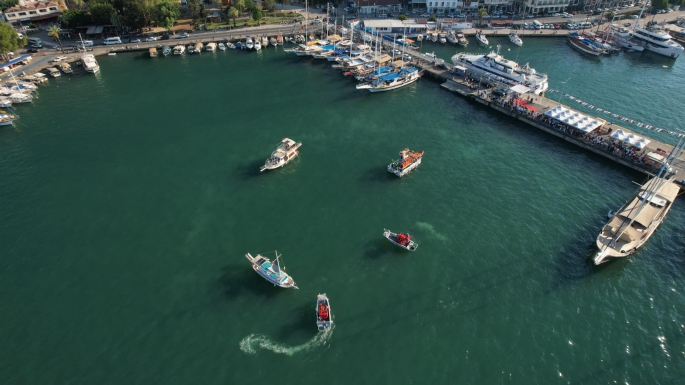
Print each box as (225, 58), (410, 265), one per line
(558, 77), (571, 103)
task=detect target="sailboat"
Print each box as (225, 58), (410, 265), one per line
(245, 251), (298, 289)
(594, 139), (685, 264)
(79, 33), (99, 73)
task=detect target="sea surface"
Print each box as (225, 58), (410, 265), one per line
(1, 37), (684, 384)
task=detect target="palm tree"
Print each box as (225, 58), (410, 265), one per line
(478, 8), (488, 27)
(47, 25), (65, 54)
(228, 6), (239, 27)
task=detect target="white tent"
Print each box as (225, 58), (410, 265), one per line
(610, 129), (650, 149)
(510, 84), (532, 94)
(544, 105), (603, 133)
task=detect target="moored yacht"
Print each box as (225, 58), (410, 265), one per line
(81, 54), (99, 73)
(630, 25), (683, 58)
(59, 62), (73, 74)
(206, 42), (217, 51)
(245, 251), (298, 289)
(218, 42), (226, 51)
(260, 138), (303, 172)
(356, 66), (423, 92)
(254, 39), (262, 50)
(46, 67), (61, 78)
(173, 45), (185, 55)
(0, 110), (17, 126)
(246, 36), (254, 50)
(451, 47), (549, 95)
(509, 32), (523, 47)
(568, 32), (605, 56)
(476, 31), (489, 46)
(387, 148), (424, 177)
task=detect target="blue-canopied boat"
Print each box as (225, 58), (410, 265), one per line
(245, 251), (298, 289)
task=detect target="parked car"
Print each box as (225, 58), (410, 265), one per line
(161, 34), (170, 40)
(630, 15), (639, 19)
(145, 37), (157, 42)
(551, 13), (561, 16)
(130, 38), (141, 43)
(177, 33), (189, 38)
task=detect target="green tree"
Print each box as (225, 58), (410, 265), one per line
(227, 6), (239, 27)
(671, 0), (682, 6)
(262, 0), (274, 11)
(156, 0), (180, 31)
(58, 9), (90, 27)
(89, 1), (116, 25)
(478, 7), (488, 26)
(47, 25), (65, 54)
(604, 11), (615, 21)
(398, 13), (407, 21)
(233, 0), (245, 13)
(67, 0), (85, 9)
(244, 0), (254, 11)
(187, 0), (203, 19)
(0, 0), (18, 10)
(651, 0), (669, 9)
(428, 14), (437, 22)
(0, 22), (25, 60)
(252, 6), (262, 24)
(276, 0), (288, 10)
(120, 0), (158, 31)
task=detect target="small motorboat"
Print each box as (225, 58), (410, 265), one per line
(383, 229), (418, 251)
(59, 62), (73, 74)
(227, 42), (236, 49)
(417, 34), (424, 42)
(46, 67), (61, 78)
(260, 138), (302, 172)
(218, 42), (227, 51)
(509, 32), (523, 47)
(270, 37), (277, 46)
(162, 46), (171, 56)
(476, 31), (489, 46)
(254, 39), (262, 50)
(316, 293), (332, 331)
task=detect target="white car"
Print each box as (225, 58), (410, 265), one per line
(130, 38), (141, 43)
(551, 13), (561, 17)
(178, 33), (189, 38)
(145, 37), (156, 42)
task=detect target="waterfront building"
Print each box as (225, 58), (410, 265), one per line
(3, 1), (61, 26)
(361, 19), (430, 37)
(357, 0), (402, 15)
(520, 0), (572, 15)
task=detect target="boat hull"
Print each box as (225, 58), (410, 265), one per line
(388, 157), (421, 177)
(383, 229), (418, 251)
(316, 294), (332, 331)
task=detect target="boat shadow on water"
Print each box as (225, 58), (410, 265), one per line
(235, 158), (269, 180)
(356, 166), (397, 185)
(274, 302), (316, 340)
(362, 238), (401, 259)
(218, 265), (288, 301)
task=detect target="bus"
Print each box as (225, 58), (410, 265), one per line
(103, 37), (122, 45)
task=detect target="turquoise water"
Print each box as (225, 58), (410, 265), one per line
(1, 41), (684, 384)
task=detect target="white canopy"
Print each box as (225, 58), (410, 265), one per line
(610, 129), (651, 149)
(544, 105), (603, 133)
(510, 84), (531, 94)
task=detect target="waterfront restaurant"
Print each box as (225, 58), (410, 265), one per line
(3, 1), (61, 27)
(361, 19), (430, 38)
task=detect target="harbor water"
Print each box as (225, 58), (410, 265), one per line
(1, 39), (685, 384)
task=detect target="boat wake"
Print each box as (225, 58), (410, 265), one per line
(415, 221), (447, 241)
(239, 323), (334, 356)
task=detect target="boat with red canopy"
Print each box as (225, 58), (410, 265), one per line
(316, 293), (332, 331)
(383, 229), (418, 251)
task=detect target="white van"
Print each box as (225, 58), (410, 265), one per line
(83, 40), (94, 47)
(532, 20), (543, 29)
(103, 37), (122, 45)
(28, 37), (41, 45)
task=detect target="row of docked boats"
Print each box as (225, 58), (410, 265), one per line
(419, 30), (522, 47)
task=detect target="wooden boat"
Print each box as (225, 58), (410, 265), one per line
(260, 138), (302, 172)
(46, 67), (60, 78)
(58, 62), (73, 74)
(149, 47), (158, 58)
(383, 229), (418, 251)
(245, 251), (298, 289)
(316, 293), (332, 331)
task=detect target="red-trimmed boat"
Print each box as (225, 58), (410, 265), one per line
(316, 293), (332, 331)
(383, 229), (418, 251)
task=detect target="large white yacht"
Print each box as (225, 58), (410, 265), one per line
(451, 47), (549, 95)
(81, 54), (99, 74)
(630, 25), (683, 58)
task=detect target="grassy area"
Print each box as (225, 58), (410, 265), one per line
(205, 16), (303, 30)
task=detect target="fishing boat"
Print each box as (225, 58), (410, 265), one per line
(206, 42), (217, 51)
(456, 32), (469, 47)
(56, 62), (72, 74)
(149, 47), (158, 58)
(246, 36), (254, 50)
(173, 45), (185, 55)
(46, 67), (61, 78)
(218, 42), (226, 51)
(0, 110), (16, 126)
(509, 32), (523, 47)
(387, 148), (424, 177)
(261, 36), (269, 47)
(316, 293), (332, 331)
(259, 138), (303, 172)
(595, 141), (684, 264)
(245, 251), (298, 289)
(568, 32), (605, 56)
(476, 31), (489, 46)
(356, 66), (423, 92)
(81, 54), (99, 73)
(451, 46), (549, 95)
(187, 44), (195, 54)
(162, 46), (171, 56)
(9, 93), (32, 104)
(254, 39), (262, 51)
(383, 229), (418, 251)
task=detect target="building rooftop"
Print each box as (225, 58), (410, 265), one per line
(5, 1), (58, 13)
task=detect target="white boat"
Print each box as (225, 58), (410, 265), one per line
(187, 44), (195, 54)
(9, 93), (32, 103)
(260, 138), (303, 172)
(245, 251), (298, 289)
(595, 142), (684, 264)
(270, 37), (277, 46)
(277, 33), (284, 45)
(417, 34), (424, 42)
(254, 40), (262, 51)
(356, 66), (423, 92)
(431, 32), (438, 43)
(439, 32), (447, 44)
(456, 32), (469, 47)
(383, 229), (419, 251)
(447, 31), (458, 44)
(194, 42), (203, 53)
(630, 25), (683, 58)
(0, 98), (12, 107)
(58, 62), (73, 74)
(476, 31), (489, 46)
(206, 42), (217, 51)
(387, 148), (423, 177)
(316, 294), (332, 331)
(509, 32), (523, 47)
(162, 46), (171, 56)
(451, 47), (549, 95)
(173, 45), (185, 55)
(568, 32), (605, 56)
(246, 36), (254, 50)
(261, 36), (269, 47)
(227, 42), (236, 49)
(46, 67), (61, 78)
(81, 54), (99, 73)
(0, 109), (17, 125)
(218, 42), (226, 51)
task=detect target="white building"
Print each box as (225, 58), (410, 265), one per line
(521, 0), (572, 15)
(3, 1), (61, 24)
(361, 19), (431, 37)
(357, 0), (403, 15)
(414, 0), (515, 14)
